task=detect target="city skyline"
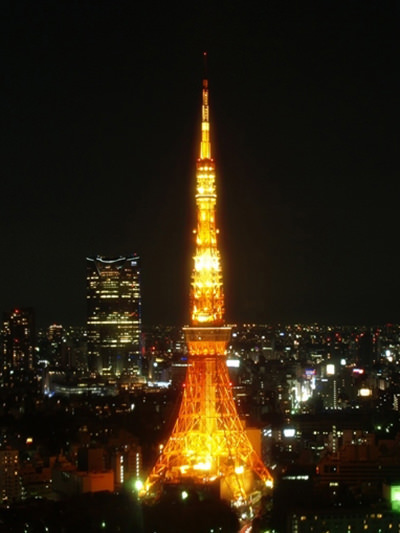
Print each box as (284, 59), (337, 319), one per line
(2, 2), (398, 327)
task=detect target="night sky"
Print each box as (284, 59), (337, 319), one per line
(2, 2), (399, 327)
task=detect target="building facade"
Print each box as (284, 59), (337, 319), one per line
(86, 255), (141, 375)
(2, 308), (35, 371)
(0, 449), (21, 504)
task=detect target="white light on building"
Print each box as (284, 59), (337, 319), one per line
(283, 428), (296, 438)
(326, 364), (335, 375)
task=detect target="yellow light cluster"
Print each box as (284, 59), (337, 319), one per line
(186, 339), (228, 355)
(194, 253), (219, 271)
(191, 156), (224, 326)
(193, 461), (212, 471)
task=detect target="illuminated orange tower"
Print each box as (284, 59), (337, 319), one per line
(144, 57), (273, 503)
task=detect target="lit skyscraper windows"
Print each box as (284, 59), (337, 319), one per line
(86, 256), (142, 375)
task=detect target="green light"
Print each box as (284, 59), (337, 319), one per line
(181, 490), (189, 500)
(134, 479), (144, 492)
(391, 485), (400, 512)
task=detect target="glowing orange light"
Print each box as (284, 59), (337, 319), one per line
(143, 68), (273, 505)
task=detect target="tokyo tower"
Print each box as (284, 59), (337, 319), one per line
(144, 57), (273, 504)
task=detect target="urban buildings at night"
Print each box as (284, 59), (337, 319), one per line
(2, 307), (35, 371)
(0, 25), (396, 529)
(86, 255), (142, 376)
(0, 448), (20, 503)
(0, 321), (400, 530)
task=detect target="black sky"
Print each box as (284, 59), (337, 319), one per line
(2, 1), (399, 327)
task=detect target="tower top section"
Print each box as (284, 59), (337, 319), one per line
(190, 59), (224, 327)
(200, 53), (211, 161)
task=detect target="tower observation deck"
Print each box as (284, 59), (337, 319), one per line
(143, 57), (273, 504)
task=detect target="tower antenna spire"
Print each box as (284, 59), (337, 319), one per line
(200, 52), (211, 160)
(203, 51), (208, 80)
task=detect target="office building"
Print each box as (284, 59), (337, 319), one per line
(2, 308), (35, 371)
(86, 255), (141, 375)
(0, 449), (21, 503)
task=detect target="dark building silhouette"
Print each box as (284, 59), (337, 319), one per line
(357, 329), (374, 369)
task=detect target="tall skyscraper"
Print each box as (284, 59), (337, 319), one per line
(0, 449), (21, 503)
(2, 307), (35, 371)
(86, 255), (142, 375)
(144, 60), (273, 506)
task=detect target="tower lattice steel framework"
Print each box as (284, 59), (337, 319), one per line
(144, 60), (273, 503)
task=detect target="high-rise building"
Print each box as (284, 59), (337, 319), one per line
(86, 255), (141, 375)
(112, 443), (142, 490)
(144, 59), (273, 506)
(2, 308), (35, 371)
(0, 448), (21, 503)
